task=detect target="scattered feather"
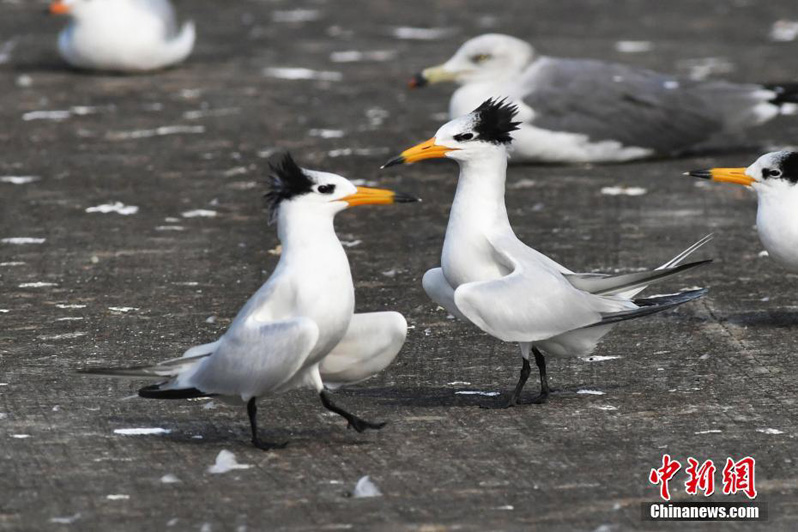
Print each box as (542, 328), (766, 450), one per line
(577, 389), (606, 395)
(600, 186), (647, 196)
(770, 20), (798, 42)
(614, 40), (653, 53)
(264, 67), (342, 82)
(182, 209), (217, 218)
(160, 474), (181, 484)
(86, 202), (139, 215)
(2, 237), (45, 244)
(0, 176), (39, 184)
(330, 50), (396, 63)
(19, 282), (57, 288)
(352, 475), (382, 498)
(391, 26), (454, 40)
(114, 428), (171, 436)
(106, 126), (205, 141)
(455, 390), (500, 397)
(208, 450), (252, 474)
(756, 428), (784, 435)
(50, 514), (81, 525)
(106, 494), (129, 501)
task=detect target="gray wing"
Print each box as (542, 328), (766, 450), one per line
(519, 57), (767, 153)
(136, 0), (179, 35)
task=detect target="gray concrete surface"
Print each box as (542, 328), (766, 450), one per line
(2, 0), (798, 530)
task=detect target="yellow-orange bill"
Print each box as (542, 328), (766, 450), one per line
(342, 186), (419, 206)
(50, 1), (70, 14)
(382, 137), (458, 168)
(687, 167), (754, 186)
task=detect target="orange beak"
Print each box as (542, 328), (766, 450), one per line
(341, 186), (420, 207)
(687, 167), (754, 186)
(49, 1), (71, 15)
(382, 137), (458, 168)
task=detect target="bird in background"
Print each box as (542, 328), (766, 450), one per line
(409, 33), (798, 164)
(49, 0), (195, 72)
(81, 153), (419, 449)
(384, 98), (711, 407)
(688, 151), (798, 272)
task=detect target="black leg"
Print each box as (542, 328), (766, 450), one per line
(319, 391), (386, 432)
(523, 347), (550, 404)
(480, 357), (531, 409)
(247, 398), (287, 451)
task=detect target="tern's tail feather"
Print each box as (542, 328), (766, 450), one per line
(567, 259), (711, 297)
(765, 83), (798, 106)
(585, 288), (707, 328)
(79, 352), (212, 399)
(657, 234), (714, 270)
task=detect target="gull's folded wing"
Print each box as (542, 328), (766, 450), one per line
(320, 312), (407, 389)
(519, 57), (768, 153)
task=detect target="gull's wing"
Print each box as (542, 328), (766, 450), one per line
(453, 234), (631, 343)
(180, 317), (320, 400)
(319, 312), (407, 390)
(137, 0), (179, 35)
(517, 57), (768, 153)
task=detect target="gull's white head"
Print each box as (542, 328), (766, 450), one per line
(383, 98), (521, 167)
(49, 0), (124, 18)
(687, 151), (798, 196)
(410, 34), (535, 88)
(266, 153), (419, 223)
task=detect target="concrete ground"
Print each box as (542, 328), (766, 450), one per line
(1, 0), (797, 530)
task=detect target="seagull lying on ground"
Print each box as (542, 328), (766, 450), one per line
(49, 0), (195, 72)
(384, 98), (711, 407)
(409, 34), (798, 164)
(688, 151), (798, 272)
(82, 153), (418, 449)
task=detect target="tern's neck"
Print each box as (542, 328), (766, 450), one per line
(449, 152), (512, 235)
(277, 206), (344, 262)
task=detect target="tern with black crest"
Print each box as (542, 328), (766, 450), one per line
(410, 34), (798, 164)
(81, 153), (419, 449)
(385, 98), (712, 407)
(688, 151), (798, 271)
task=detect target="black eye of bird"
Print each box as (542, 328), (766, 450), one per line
(318, 184), (335, 194)
(454, 133), (474, 142)
(763, 168), (782, 179)
(470, 54), (491, 64)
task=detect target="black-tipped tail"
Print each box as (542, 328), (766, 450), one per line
(138, 383), (214, 400)
(764, 83), (798, 105)
(585, 288), (708, 328)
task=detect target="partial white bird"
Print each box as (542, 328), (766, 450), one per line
(82, 153), (418, 449)
(688, 151), (798, 272)
(384, 98), (711, 407)
(409, 33), (798, 164)
(49, 0), (195, 72)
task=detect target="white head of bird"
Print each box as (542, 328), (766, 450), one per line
(267, 152), (419, 227)
(410, 34), (535, 88)
(49, 0), (125, 18)
(688, 151), (798, 271)
(383, 98), (521, 169)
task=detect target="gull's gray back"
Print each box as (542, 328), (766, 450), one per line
(519, 57), (769, 153)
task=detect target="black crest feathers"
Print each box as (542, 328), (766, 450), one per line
(472, 97), (521, 145)
(264, 152), (314, 221)
(775, 151), (798, 184)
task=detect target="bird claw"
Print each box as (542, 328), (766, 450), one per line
(347, 417), (387, 433)
(252, 439), (288, 451)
